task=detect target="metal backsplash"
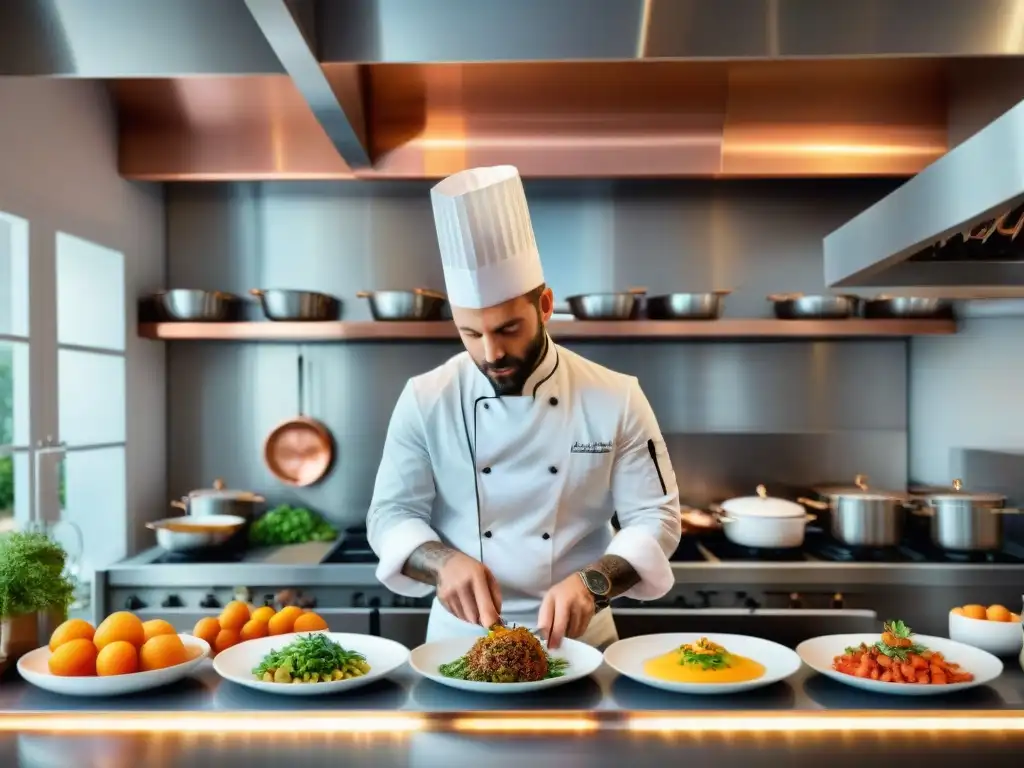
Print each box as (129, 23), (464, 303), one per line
(165, 179), (907, 525)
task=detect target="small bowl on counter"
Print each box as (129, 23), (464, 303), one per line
(767, 293), (860, 320)
(250, 289), (341, 321)
(154, 289), (241, 321)
(565, 288), (646, 321)
(863, 296), (955, 319)
(949, 606), (1023, 657)
(646, 290), (731, 320)
(357, 289), (448, 321)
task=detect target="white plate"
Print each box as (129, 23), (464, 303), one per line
(212, 632), (409, 696)
(17, 634), (210, 697)
(409, 636), (603, 694)
(797, 633), (1004, 695)
(604, 633), (802, 695)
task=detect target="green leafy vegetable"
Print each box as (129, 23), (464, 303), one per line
(253, 633), (368, 680)
(0, 531), (76, 618)
(875, 619), (927, 662)
(249, 505), (337, 546)
(439, 655), (569, 681)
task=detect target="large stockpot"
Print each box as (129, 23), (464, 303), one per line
(250, 289), (341, 321)
(357, 289), (448, 321)
(913, 478), (1022, 551)
(170, 479), (265, 519)
(713, 485), (816, 549)
(799, 475), (910, 547)
(645, 290), (731, 320)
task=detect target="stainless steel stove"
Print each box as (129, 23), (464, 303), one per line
(94, 523), (1024, 649)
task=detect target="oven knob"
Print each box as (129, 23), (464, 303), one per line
(352, 592), (366, 608)
(263, 594), (275, 607)
(298, 595), (317, 609)
(161, 594), (184, 608)
(368, 597), (381, 609)
(696, 590), (717, 609)
(125, 595), (146, 610)
(744, 597), (761, 611)
(788, 592), (802, 609)
(832, 592), (844, 609)
(199, 594), (221, 609)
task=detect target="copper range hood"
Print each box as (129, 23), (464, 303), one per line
(116, 58), (950, 180)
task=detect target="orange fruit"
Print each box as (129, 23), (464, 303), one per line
(986, 604), (1012, 622)
(96, 640), (139, 676)
(48, 638), (99, 677)
(94, 612), (146, 651)
(962, 604), (987, 620)
(250, 605), (275, 624)
(193, 617), (221, 649)
(1011, 612), (1021, 623)
(951, 607), (965, 616)
(293, 612), (329, 633)
(218, 601), (251, 631)
(267, 606), (303, 636)
(49, 618), (95, 652)
(239, 619), (269, 643)
(139, 634), (187, 672)
(142, 619), (177, 643)
(214, 628), (241, 654)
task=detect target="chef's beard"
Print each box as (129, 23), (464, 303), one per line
(479, 324), (548, 396)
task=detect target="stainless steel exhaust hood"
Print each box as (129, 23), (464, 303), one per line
(824, 98), (1024, 293)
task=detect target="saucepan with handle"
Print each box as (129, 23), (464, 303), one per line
(797, 474), (913, 548)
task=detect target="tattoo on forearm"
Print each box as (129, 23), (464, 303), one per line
(592, 554), (641, 598)
(401, 541), (457, 586)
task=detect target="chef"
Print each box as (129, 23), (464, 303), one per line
(366, 165), (681, 649)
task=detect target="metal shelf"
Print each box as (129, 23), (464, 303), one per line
(138, 319), (957, 342)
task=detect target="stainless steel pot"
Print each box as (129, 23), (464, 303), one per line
(147, 515), (246, 552)
(155, 289), (239, 321)
(565, 288), (646, 320)
(357, 289), (448, 321)
(800, 474), (909, 547)
(863, 296), (954, 319)
(645, 290), (730, 320)
(171, 479), (265, 519)
(913, 478), (1021, 551)
(250, 289), (341, 321)
(768, 293), (860, 320)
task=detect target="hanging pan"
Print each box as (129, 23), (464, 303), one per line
(263, 352), (335, 487)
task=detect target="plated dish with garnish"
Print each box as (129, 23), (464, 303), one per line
(603, 633), (802, 694)
(797, 621), (1003, 696)
(409, 625), (603, 694)
(212, 632), (410, 696)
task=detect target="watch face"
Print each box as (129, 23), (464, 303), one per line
(583, 570), (611, 596)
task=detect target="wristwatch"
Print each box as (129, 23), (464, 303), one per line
(578, 568), (612, 612)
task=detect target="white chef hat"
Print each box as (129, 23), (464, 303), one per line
(430, 165), (544, 309)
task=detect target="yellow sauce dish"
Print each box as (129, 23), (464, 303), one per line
(643, 637), (766, 685)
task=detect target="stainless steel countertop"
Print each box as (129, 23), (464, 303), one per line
(101, 546), (1024, 589)
(2, 660), (1023, 714)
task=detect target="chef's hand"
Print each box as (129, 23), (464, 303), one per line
(537, 574), (594, 650)
(436, 552), (502, 628)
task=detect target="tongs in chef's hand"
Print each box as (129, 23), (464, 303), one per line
(493, 617), (544, 637)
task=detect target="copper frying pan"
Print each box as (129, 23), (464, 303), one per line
(263, 352), (334, 487)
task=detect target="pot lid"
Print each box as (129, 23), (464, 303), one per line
(920, 478), (1006, 503)
(819, 474), (909, 501)
(186, 479), (263, 501)
(719, 485), (806, 518)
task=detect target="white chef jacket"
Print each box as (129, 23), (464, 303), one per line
(366, 336), (681, 645)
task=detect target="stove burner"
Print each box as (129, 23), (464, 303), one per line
(152, 548), (246, 564)
(809, 541), (917, 563)
(699, 533), (806, 562)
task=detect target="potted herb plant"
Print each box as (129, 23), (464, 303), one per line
(0, 531), (76, 675)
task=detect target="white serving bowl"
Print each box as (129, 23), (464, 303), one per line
(949, 611), (1023, 657)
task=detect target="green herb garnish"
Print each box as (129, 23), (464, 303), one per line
(874, 619), (927, 662)
(0, 532), (76, 618)
(678, 638), (732, 672)
(439, 655), (568, 681)
(252, 633), (367, 680)
(249, 505), (337, 547)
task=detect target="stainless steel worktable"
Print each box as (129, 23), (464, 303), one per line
(1, 663), (1023, 767)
